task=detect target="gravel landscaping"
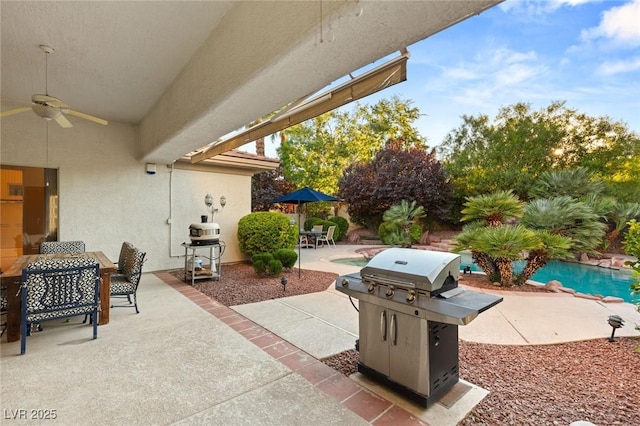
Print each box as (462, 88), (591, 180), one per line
(175, 261), (640, 425)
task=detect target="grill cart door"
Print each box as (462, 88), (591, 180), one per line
(388, 308), (429, 395)
(358, 301), (390, 375)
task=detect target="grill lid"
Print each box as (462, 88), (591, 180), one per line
(361, 248), (461, 292)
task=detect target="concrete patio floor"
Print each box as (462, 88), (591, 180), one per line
(1, 244), (638, 425)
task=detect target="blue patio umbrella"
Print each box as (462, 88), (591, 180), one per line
(272, 187), (339, 277)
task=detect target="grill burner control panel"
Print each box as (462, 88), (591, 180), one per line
(339, 273), (501, 324)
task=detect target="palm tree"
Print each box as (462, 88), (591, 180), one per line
(457, 225), (541, 286)
(382, 200), (425, 247)
(521, 196), (607, 255)
(528, 167), (604, 199)
(460, 190), (524, 227)
(516, 231), (572, 285)
(606, 201), (640, 245)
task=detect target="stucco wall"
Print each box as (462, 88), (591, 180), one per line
(0, 111), (250, 271)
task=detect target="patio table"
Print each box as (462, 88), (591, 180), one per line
(1, 251), (116, 343)
(300, 231), (326, 249)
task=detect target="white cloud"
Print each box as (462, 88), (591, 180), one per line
(597, 56), (640, 74)
(581, 0), (640, 46)
(500, 0), (599, 15)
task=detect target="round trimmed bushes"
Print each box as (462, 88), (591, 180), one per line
(237, 212), (297, 258)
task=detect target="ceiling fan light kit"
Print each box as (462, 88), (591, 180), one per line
(0, 44), (108, 128)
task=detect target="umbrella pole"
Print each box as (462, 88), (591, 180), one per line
(298, 205), (301, 278)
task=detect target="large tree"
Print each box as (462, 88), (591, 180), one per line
(439, 101), (640, 208)
(338, 138), (452, 229)
(277, 96), (426, 195)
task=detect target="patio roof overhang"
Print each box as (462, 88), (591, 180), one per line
(190, 50), (409, 163)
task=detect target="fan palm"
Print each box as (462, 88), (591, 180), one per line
(516, 231), (572, 285)
(454, 224), (541, 286)
(521, 196), (607, 255)
(382, 200), (425, 247)
(460, 190), (524, 227)
(528, 167), (604, 199)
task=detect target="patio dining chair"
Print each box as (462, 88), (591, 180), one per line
(316, 225), (336, 248)
(115, 241), (135, 274)
(36, 240), (86, 332)
(110, 246), (146, 314)
(20, 257), (100, 354)
(39, 240), (86, 254)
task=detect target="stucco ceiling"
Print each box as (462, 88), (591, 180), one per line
(1, 1), (502, 164)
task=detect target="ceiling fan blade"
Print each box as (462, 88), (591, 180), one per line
(64, 109), (108, 126)
(0, 107), (32, 117)
(54, 112), (73, 128)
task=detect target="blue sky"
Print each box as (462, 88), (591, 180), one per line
(259, 0), (639, 157)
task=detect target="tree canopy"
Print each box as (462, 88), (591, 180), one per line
(277, 96), (426, 195)
(439, 101), (640, 204)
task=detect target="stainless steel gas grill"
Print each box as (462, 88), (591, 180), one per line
(335, 248), (502, 407)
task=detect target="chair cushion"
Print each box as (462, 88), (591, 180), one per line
(117, 242), (135, 272)
(110, 276), (136, 295)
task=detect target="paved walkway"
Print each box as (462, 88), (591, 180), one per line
(1, 244), (638, 425)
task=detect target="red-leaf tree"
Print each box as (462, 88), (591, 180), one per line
(338, 139), (453, 229)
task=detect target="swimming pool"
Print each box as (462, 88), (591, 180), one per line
(331, 252), (636, 303)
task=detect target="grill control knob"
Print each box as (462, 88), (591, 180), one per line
(407, 290), (416, 303)
(385, 286), (394, 298)
(341, 278), (349, 287)
(367, 283), (375, 293)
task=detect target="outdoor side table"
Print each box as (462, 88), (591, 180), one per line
(181, 242), (223, 285)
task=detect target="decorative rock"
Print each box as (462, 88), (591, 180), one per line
(610, 257), (628, 269)
(347, 233), (360, 243)
(545, 280), (563, 292)
(418, 231), (431, 245)
(574, 292), (602, 300)
(580, 253), (589, 262)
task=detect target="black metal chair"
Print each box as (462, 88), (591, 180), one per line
(20, 257), (100, 354)
(110, 247), (146, 314)
(35, 240), (87, 332)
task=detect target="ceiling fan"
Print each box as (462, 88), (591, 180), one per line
(0, 45), (108, 128)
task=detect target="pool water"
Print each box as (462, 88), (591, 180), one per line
(332, 253), (636, 303)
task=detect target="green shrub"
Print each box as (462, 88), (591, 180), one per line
(329, 216), (349, 241)
(251, 252), (274, 275)
(303, 217), (322, 231)
(410, 223), (423, 243)
(267, 258), (283, 276)
(274, 248), (297, 269)
(238, 212), (297, 257)
(378, 221), (402, 245)
(623, 220), (640, 319)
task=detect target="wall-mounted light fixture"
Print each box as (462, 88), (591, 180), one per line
(146, 163), (157, 175)
(204, 193), (226, 223)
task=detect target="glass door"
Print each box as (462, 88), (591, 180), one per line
(0, 166), (58, 271)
